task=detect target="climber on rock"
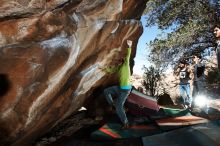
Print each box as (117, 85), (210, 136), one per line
(102, 39), (132, 129)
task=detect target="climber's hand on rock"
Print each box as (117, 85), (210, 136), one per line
(127, 40), (132, 48)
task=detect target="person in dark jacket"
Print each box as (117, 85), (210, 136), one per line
(192, 54), (206, 98)
(214, 25), (220, 72)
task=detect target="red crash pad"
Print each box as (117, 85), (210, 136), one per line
(155, 115), (209, 131)
(127, 89), (160, 112)
(91, 123), (161, 140)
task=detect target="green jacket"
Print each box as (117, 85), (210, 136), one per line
(105, 48), (132, 89)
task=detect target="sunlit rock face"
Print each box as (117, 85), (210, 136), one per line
(0, 0), (147, 145)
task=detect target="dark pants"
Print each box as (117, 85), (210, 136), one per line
(217, 46), (220, 73)
(192, 80), (205, 97)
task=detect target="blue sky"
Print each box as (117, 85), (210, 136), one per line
(133, 15), (173, 75)
(133, 15), (159, 75)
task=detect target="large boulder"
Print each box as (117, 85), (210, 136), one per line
(0, 0), (147, 145)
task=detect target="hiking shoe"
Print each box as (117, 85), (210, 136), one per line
(121, 123), (130, 130)
(185, 104), (192, 110)
(181, 104), (187, 109)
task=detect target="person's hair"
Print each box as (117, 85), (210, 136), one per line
(179, 60), (188, 65)
(197, 55), (202, 59)
(192, 48), (202, 59)
(214, 24), (220, 29)
(193, 54), (202, 60)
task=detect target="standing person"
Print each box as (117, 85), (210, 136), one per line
(214, 25), (220, 72)
(175, 60), (192, 108)
(192, 55), (206, 98)
(103, 40), (132, 129)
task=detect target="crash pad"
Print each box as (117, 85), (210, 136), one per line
(162, 107), (191, 117)
(144, 107), (190, 121)
(127, 89), (160, 112)
(155, 115), (209, 131)
(91, 123), (161, 140)
(142, 121), (220, 146)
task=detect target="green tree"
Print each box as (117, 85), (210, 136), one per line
(144, 0), (220, 68)
(142, 65), (161, 96)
